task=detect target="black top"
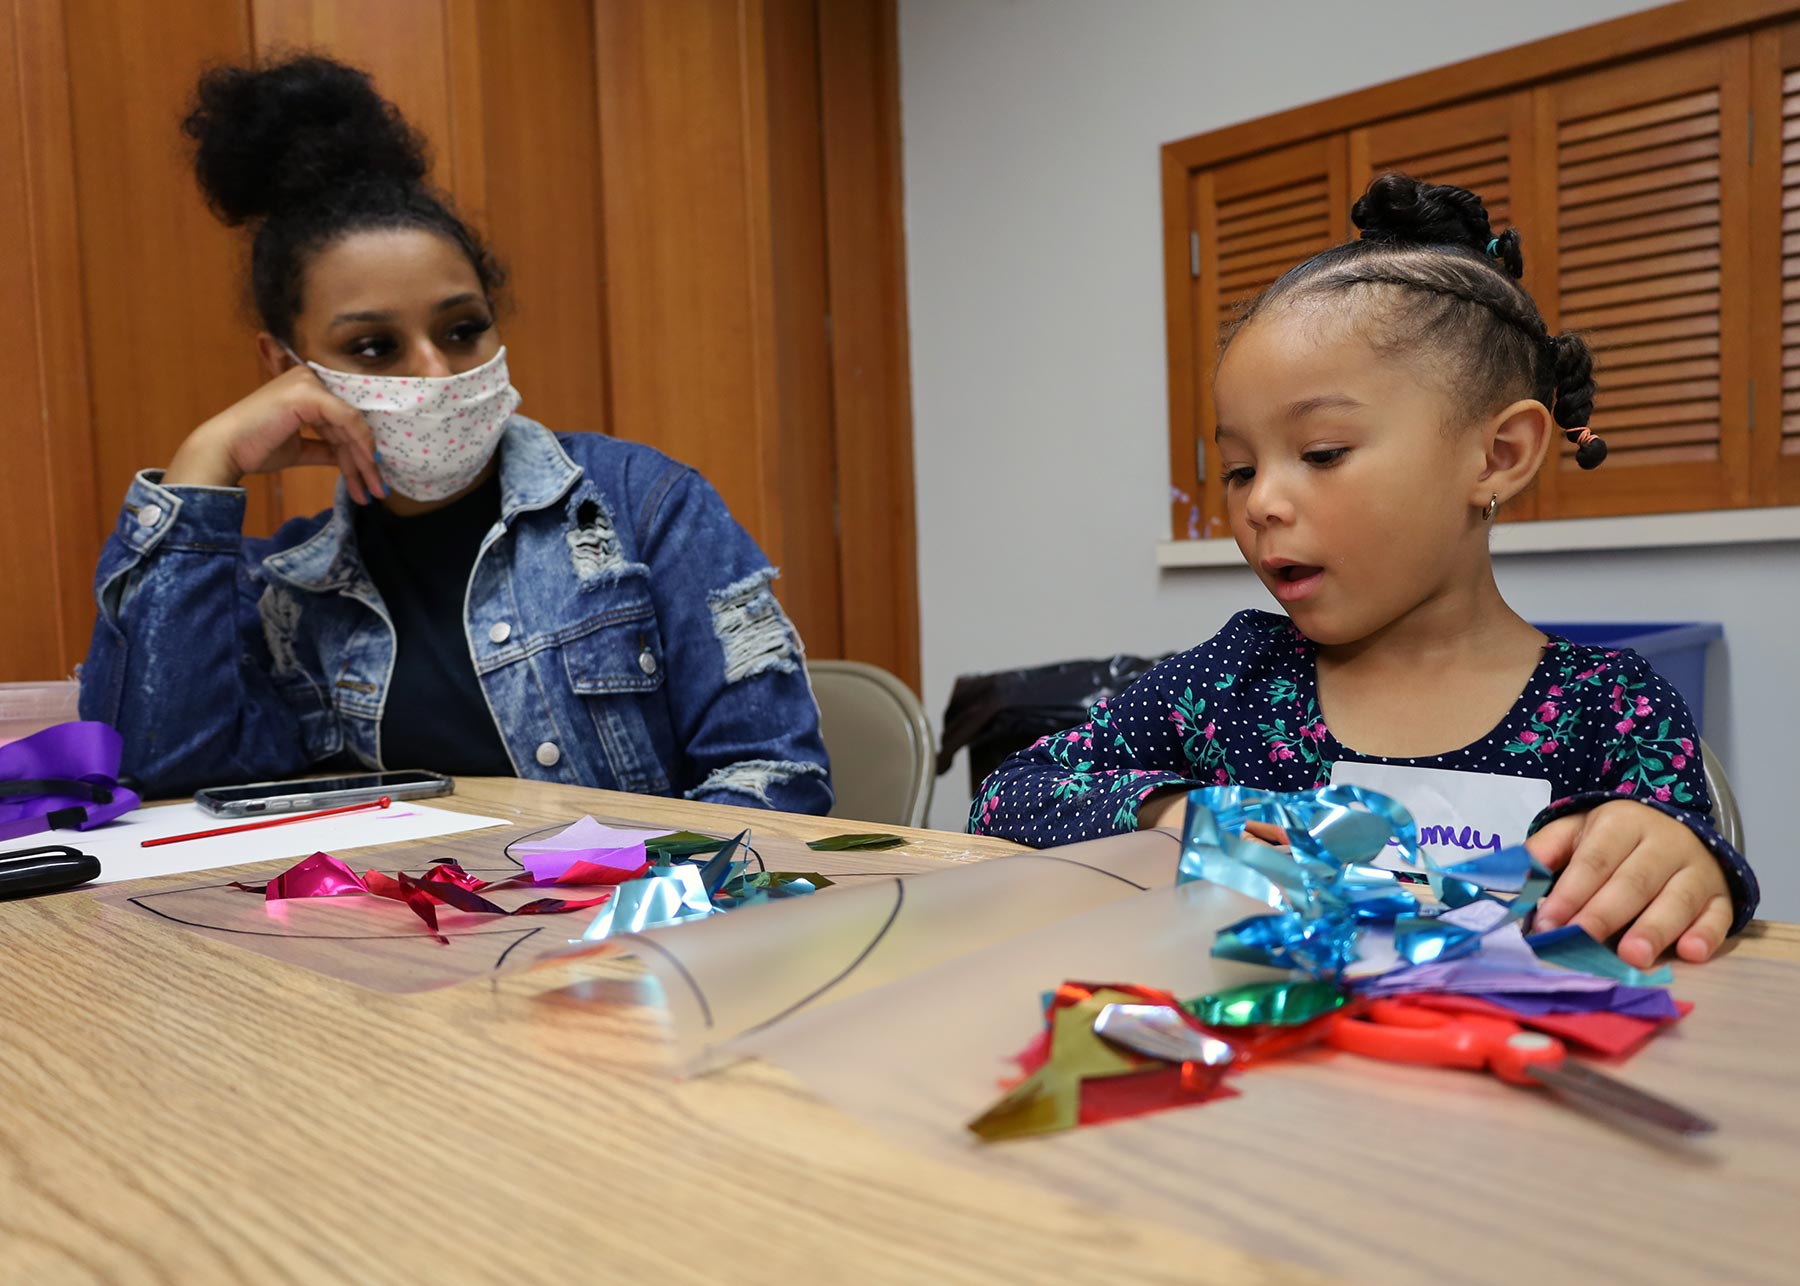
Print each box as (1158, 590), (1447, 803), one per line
(354, 474), (515, 776)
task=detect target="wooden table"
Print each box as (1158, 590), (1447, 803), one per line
(0, 777), (1794, 1284)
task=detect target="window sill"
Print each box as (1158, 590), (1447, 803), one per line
(1156, 506), (1800, 568)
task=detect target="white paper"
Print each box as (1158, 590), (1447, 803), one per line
(0, 800), (508, 885)
(1329, 760), (1551, 869)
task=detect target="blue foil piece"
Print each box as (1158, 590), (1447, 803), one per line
(581, 864), (717, 940)
(1178, 786), (1554, 983)
(1525, 924), (1674, 986)
(1393, 914), (1481, 965)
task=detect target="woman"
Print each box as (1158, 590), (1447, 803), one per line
(78, 55), (832, 813)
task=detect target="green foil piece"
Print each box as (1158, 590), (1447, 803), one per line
(805, 832), (906, 852)
(1184, 979), (1346, 1027)
(644, 831), (732, 858)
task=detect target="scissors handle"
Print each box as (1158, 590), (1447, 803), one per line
(1327, 1000), (1564, 1085)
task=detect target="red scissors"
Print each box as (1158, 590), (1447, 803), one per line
(1326, 998), (1714, 1137)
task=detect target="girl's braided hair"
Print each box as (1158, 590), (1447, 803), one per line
(1231, 172), (1605, 469)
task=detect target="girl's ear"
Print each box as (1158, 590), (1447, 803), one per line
(256, 332), (296, 380)
(1475, 398), (1552, 507)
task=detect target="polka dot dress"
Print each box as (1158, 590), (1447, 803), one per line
(968, 609), (1757, 929)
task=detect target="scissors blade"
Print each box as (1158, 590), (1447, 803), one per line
(1526, 1061), (1715, 1137)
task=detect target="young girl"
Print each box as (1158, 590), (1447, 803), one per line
(971, 174), (1756, 969)
(77, 55), (831, 813)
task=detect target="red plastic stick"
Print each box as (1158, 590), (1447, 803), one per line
(141, 796), (392, 848)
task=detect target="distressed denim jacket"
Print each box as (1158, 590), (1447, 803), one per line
(79, 416), (833, 812)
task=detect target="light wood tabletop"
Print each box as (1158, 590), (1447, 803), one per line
(0, 776), (1794, 1284)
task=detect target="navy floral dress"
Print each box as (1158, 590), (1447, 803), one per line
(970, 610), (1758, 931)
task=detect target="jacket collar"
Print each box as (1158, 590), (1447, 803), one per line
(262, 415), (583, 592)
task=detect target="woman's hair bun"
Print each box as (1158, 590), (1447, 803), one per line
(183, 55), (429, 226)
(1351, 172), (1523, 279)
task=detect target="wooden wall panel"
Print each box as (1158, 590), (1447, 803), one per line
(0, 0), (78, 678)
(466, 0), (611, 441)
(62, 0), (279, 544)
(818, 0), (920, 690)
(758, 0), (843, 659)
(592, 0), (845, 654)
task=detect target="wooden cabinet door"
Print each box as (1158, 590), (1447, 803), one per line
(1536, 39), (1751, 519)
(1173, 138), (1349, 540)
(1751, 23), (1800, 506)
(1349, 92), (1541, 519)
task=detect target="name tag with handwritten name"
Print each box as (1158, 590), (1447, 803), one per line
(1328, 761), (1552, 870)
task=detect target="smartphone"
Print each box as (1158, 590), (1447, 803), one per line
(193, 770), (454, 818)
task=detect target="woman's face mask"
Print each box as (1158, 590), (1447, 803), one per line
(305, 346), (521, 501)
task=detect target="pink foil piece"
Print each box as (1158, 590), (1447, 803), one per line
(238, 851), (617, 946)
(261, 852), (368, 901)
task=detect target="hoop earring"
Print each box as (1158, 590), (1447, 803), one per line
(1482, 493), (1499, 522)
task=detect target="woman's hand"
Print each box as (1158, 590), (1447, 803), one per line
(162, 365), (385, 504)
(1525, 800), (1731, 968)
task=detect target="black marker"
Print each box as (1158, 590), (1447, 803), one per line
(0, 845), (101, 898)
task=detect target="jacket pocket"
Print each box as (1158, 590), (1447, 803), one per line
(559, 601), (670, 792)
(273, 672), (344, 762)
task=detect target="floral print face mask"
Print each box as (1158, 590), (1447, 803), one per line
(306, 346), (521, 501)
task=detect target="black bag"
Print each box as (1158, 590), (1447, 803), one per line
(937, 654), (1169, 795)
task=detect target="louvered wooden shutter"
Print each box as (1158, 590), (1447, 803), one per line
(1758, 25), (1800, 505)
(1174, 139), (1347, 540)
(1538, 41), (1751, 517)
(1349, 94), (1539, 517)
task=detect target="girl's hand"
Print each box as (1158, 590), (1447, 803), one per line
(162, 365), (385, 504)
(1525, 800), (1731, 968)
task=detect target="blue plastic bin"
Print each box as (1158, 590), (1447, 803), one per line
(1531, 622), (1722, 735)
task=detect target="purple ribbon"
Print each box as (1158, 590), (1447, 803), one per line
(0, 722), (140, 839)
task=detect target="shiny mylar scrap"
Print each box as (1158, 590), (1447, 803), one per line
(234, 850), (618, 943)
(968, 983), (1237, 1142)
(1186, 978), (1345, 1027)
(1525, 924), (1674, 986)
(576, 830), (831, 942)
(1177, 785), (1552, 983)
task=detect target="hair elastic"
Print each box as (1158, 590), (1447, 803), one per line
(1566, 426), (1608, 470)
(1485, 237), (1500, 258)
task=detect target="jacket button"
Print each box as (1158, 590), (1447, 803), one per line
(489, 621), (512, 644)
(535, 741), (561, 767)
(137, 504), (163, 528)
(639, 648), (657, 676)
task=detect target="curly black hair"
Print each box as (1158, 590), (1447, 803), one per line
(183, 54), (504, 341)
(1230, 172), (1605, 470)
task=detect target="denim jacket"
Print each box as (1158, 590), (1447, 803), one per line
(79, 416), (833, 812)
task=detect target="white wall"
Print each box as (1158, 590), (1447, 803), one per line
(900, 0), (1800, 920)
